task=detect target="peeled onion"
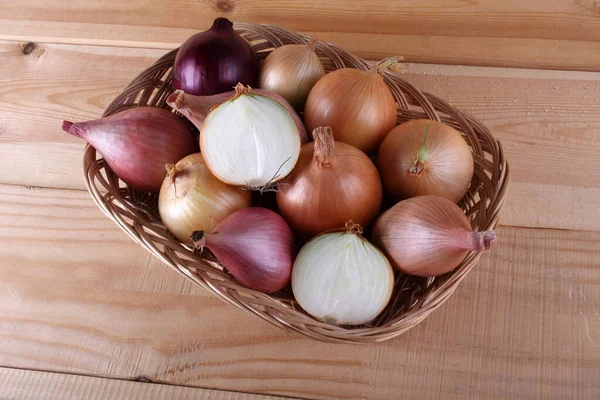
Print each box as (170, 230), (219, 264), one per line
(191, 207), (294, 293)
(372, 195), (496, 277)
(378, 119), (474, 203)
(292, 221), (394, 325)
(276, 126), (382, 238)
(304, 58), (400, 153)
(200, 84), (302, 189)
(158, 153), (251, 244)
(62, 107), (197, 192)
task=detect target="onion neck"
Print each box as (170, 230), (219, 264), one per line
(372, 56), (405, 75)
(166, 90), (186, 111)
(190, 230), (207, 251)
(409, 120), (432, 176)
(461, 230), (496, 251)
(345, 220), (363, 235)
(313, 126), (335, 167)
(231, 83), (252, 101)
(62, 120), (84, 138)
(307, 37), (320, 52)
(211, 17), (233, 32)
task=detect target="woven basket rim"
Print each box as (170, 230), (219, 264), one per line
(82, 21), (510, 344)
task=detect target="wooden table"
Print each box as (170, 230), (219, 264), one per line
(1, 2), (599, 399)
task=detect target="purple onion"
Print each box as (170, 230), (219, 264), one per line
(173, 18), (259, 96)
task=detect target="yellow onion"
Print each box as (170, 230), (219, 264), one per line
(276, 127), (382, 238)
(158, 153), (251, 244)
(372, 196), (496, 277)
(259, 38), (325, 109)
(303, 57), (400, 154)
(292, 221), (394, 325)
(378, 119), (474, 203)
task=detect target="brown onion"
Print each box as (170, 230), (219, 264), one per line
(372, 195), (496, 277)
(303, 57), (400, 153)
(378, 119), (474, 203)
(62, 107), (197, 192)
(259, 37), (325, 109)
(276, 127), (382, 238)
(191, 207), (294, 293)
(158, 153), (251, 244)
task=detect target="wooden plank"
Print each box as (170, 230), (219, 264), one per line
(1, 0), (600, 70)
(0, 184), (599, 400)
(0, 367), (288, 400)
(2, 41), (599, 231)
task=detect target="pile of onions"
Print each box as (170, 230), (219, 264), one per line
(304, 57), (400, 153)
(276, 126), (382, 238)
(292, 221), (394, 325)
(173, 17), (258, 96)
(158, 153), (251, 244)
(259, 37), (325, 109)
(167, 88), (308, 143)
(200, 84), (302, 189)
(62, 107), (197, 192)
(372, 196), (496, 277)
(191, 208), (294, 293)
(378, 119), (474, 203)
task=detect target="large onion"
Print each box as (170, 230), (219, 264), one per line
(372, 195), (496, 277)
(158, 153), (251, 244)
(378, 119), (474, 203)
(173, 17), (258, 96)
(303, 57), (400, 153)
(200, 84), (302, 189)
(292, 221), (394, 325)
(276, 127), (382, 238)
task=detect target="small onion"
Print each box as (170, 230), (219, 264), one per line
(276, 127), (382, 238)
(191, 207), (294, 293)
(378, 119), (474, 203)
(158, 153), (251, 244)
(173, 17), (258, 96)
(167, 88), (309, 143)
(372, 196), (496, 277)
(62, 107), (197, 192)
(259, 37), (325, 109)
(304, 57), (400, 153)
(292, 221), (394, 325)
(200, 84), (302, 189)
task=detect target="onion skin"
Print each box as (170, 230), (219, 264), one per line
(378, 119), (474, 203)
(372, 196), (496, 277)
(158, 153), (251, 244)
(62, 107), (198, 192)
(259, 38), (325, 109)
(191, 208), (294, 293)
(167, 88), (309, 144)
(304, 59), (398, 154)
(173, 17), (258, 96)
(276, 127), (382, 238)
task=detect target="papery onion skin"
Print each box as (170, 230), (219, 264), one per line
(259, 38), (325, 109)
(173, 17), (259, 96)
(292, 221), (394, 325)
(62, 107), (198, 192)
(304, 58), (399, 154)
(167, 88), (309, 143)
(191, 207), (294, 293)
(372, 195), (496, 277)
(200, 84), (302, 188)
(276, 127), (382, 238)
(158, 153), (251, 244)
(378, 119), (474, 203)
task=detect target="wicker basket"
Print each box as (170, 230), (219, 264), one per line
(83, 22), (509, 343)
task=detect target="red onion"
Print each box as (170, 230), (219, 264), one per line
(173, 17), (258, 96)
(372, 196), (496, 277)
(191, 207), (294, 293)
(62, 107), (198, 192)
(167, 88), (309, 144)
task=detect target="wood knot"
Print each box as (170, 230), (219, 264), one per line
(216, 0), (234, 13)
(21, 42), (36, 55)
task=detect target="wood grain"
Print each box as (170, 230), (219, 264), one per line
(0, 183), (599, 400)
(1, 41), (599, 230)
(0, 367), (286, 400)
(1, 0), (600, 70)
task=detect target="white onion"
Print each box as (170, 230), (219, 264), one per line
(200, 84), (302, 188)
(292, 222), (394, 325)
